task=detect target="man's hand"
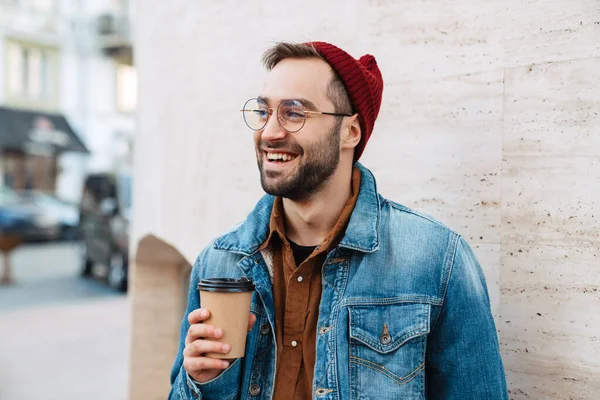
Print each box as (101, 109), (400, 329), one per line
(183, 308), (257, 383)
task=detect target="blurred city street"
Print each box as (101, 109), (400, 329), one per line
(0, 1), (136, 397)
(0, 242), (129, 400)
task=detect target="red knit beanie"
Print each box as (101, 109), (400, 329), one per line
(307, 41), (384, 163)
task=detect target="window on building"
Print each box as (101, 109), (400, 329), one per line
(7, 42), (22, 95)
(5, 39), (58, 108)
(116, 64), (137, 113)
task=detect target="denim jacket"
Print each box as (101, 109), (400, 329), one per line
(169, 163), (508, 400)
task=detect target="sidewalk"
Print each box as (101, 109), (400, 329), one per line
(0, 297), (129, 400)
(0, 243), (129, 400)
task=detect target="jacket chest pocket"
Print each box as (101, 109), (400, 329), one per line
(348, 302), (430, 399)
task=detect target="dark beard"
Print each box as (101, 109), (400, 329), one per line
(257, 119), (342, 200)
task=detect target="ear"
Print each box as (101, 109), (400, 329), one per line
(341, 114), (361, 150)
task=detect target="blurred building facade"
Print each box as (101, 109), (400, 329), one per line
(0, 0), (135, 202)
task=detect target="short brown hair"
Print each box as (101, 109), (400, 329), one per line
(262, 42), (354, 115)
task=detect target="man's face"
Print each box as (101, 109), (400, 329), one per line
(254, 58), (342, 200)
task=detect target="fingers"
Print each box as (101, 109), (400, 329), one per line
(185, 322), (223, 345)
(183, 332), (231, 381)
(248, 313), (257, 332)
(188, 308), (210, 325)
(183, 307), (249, 383)
(183, 355), (230, 373)
(184, 339), (231, 358)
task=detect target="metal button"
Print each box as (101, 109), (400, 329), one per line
(260, 323), (270, 335)
(297, 276), (304, 283)
(380, 333), (391, 345)
(291, 340), (298, 347)
(249, 384), (261, 396)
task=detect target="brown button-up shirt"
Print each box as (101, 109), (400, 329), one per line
(261, 167), (361, 400)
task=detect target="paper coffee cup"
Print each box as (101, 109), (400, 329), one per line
(198, 278), (255, 359)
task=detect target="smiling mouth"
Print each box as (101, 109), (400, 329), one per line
(265, 152), (298, 163)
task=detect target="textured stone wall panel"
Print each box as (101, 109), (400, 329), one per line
(505, 0), (600, 67)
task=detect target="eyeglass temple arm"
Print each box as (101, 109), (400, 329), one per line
(306, 111), (354, 117)
(240, 109), (352, 117)
(240, 108), (276, 114)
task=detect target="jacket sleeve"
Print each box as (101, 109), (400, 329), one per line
(425, 236), (508, 399)
(168, 248), (243, 400)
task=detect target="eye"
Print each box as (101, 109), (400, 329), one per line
(255, 109), (268, 119)
(283, 109), (305, 120)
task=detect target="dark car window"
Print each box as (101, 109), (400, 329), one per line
(85, 175), (117, 202)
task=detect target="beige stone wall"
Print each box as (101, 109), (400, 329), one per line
(132, 1), (600, 398)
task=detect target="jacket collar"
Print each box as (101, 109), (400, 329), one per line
(213, 163), (380, 255)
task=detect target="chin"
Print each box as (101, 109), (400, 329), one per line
(259, 175), (288, 196)
(260, 177), (285, 195)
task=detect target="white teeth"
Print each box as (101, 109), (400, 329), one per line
(267, 152), (295, 161)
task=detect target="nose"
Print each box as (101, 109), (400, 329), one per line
(260, 111), (287, 142)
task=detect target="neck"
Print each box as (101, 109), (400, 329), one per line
(282, 164), (354, 246)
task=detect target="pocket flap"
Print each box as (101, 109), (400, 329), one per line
(349, 302), (430, 353)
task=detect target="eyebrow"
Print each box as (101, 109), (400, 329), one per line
(257, 96), (319, 111)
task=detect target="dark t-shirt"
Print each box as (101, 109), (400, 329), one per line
(287, 238), (317, 267)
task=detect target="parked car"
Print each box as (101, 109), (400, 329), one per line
(78, 172), (131, 292)
(15, 190), (80, 241)
(0, 187), (69, 242)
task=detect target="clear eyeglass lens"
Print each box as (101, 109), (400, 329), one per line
(278, 100), (306, 132)
(243, 98), (269, 130)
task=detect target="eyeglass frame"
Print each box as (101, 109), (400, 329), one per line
(241, 97), (354, 133)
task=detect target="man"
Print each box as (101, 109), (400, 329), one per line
(169, 41), (508, 399)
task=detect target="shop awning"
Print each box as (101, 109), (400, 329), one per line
(0, 106), (89, 154)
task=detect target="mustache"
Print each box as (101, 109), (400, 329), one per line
(259, 140), (304, 155)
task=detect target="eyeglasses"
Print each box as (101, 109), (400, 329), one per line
(241, 97), (353, 133)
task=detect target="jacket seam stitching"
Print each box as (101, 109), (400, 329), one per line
(350, 328), (428, 353)
(180, 371), (194, 398)
(326, 252), (351, 400)
(340, 296), (442, 307)
(431, 234), (460, 331)
(349, 356), (425, 385)
(384, 199), (459, 236)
